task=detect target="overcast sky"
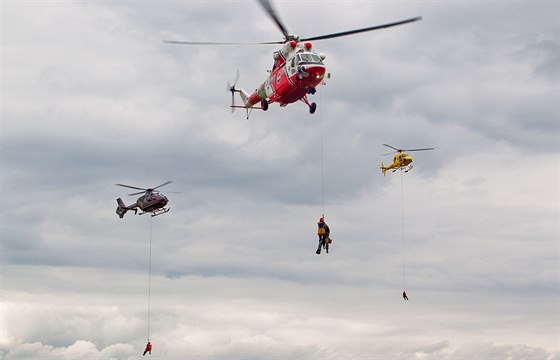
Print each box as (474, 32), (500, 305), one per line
(1, 1), (559, 359)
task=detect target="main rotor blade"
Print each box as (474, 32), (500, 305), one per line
(257, 0), (290, 40)
(405, 147), (435, 152)
(301, 16), (422, 42)
(116, 183), (147, 191)
(164, 40), (283, 45)
(128, 191), (146, 196)
(153, 181), (173, 190)
(382, 144), (400, 151)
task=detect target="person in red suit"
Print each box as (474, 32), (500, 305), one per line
(143, 341), (152, 356)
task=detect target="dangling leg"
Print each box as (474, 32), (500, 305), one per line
(316, 235), (325, 254)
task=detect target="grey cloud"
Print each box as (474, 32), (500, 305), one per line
(2, 1), (558, 359)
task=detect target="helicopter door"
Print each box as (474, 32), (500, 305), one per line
(288, 57), (297, 77)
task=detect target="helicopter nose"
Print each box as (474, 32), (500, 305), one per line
(305, 65), (326, 78)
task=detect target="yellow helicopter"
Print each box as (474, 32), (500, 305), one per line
(380, 144), (435, 176)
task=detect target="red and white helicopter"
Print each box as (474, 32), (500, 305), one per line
(165, 0), (421, 118)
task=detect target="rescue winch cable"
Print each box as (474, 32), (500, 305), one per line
(319, 86), (325, 217)
(400, 169), (406, 291)
(147, 216), (153, 341)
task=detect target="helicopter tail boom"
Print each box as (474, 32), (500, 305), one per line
(239, 88), (253, 107)
(116, 198), (136, 218)
(381, 163), (388, 176)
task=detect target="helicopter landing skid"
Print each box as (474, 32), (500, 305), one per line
(151, 207), (170, 217)
(138, 207), (170, 217)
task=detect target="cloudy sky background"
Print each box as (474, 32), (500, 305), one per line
(1, 0), (558, 359)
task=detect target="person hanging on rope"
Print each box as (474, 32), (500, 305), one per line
(143, 340), (152, 356)
(402, 291), (409, 300)
(316, 217), (330, 254)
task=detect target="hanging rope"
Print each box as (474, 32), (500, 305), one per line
(319, 86), (325, 217)
(400, 169), (406, 291)
(147, 216), (153, 341)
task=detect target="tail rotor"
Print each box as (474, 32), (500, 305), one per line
(381, 163), (387, 176)
(227, 70), (240, 113)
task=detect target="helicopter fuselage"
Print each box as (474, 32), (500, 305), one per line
(237, 41), (326, 113)
(381, 152), (414, 176)
(116, 192), (169, 218)
(380, 145), (434, 176)
(116, 181), (174, 218)
(137, 192), (169, 213)
(392, 152), (413, 167)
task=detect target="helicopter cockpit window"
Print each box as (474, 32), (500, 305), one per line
(290, 57), (297, 75)
(297, 53), (323, 64)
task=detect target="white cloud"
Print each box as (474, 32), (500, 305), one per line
(2, 0), (558, 359)
(3, 340), (136, 360)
